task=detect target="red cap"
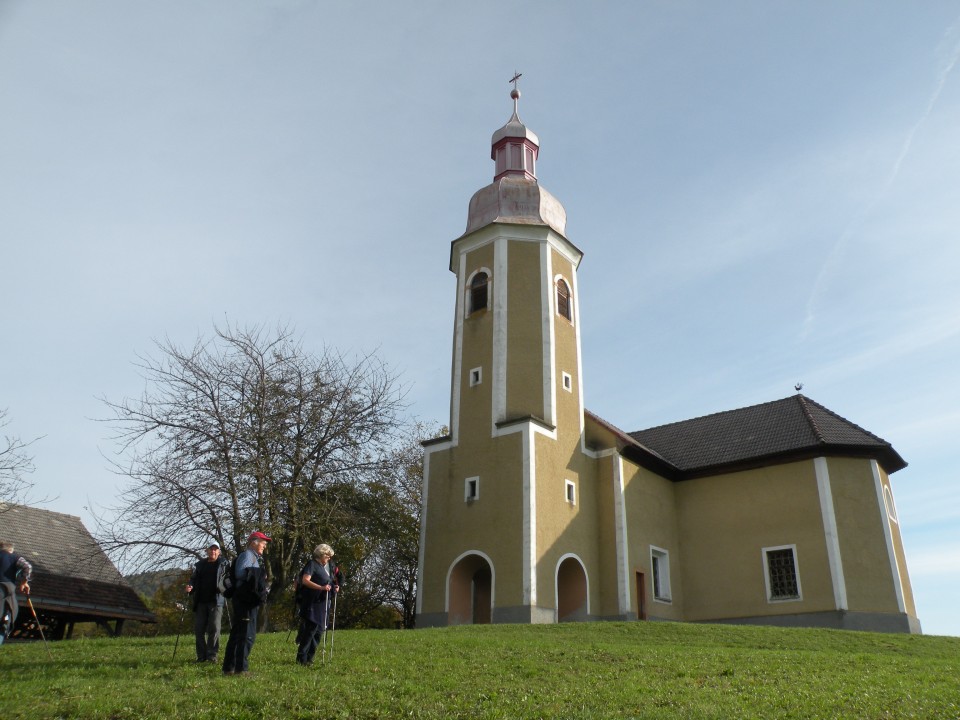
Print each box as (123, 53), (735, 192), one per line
(248, 531), (272, 542)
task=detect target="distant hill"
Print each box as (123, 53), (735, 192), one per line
(125, 568), (190, 599)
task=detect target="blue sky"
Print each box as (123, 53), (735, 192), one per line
(1, 1), (958, 636)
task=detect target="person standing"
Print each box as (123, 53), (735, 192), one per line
(222, 531), (270, 676)
(0, 541), (32, 642)
(186, 541), (226, 663)
(295, 543), (339, 666)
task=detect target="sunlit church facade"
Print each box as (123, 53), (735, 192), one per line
(415, 88), (920, 634)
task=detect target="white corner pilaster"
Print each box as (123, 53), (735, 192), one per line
(814, 456), (847, 611)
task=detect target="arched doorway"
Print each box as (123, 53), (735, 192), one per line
(556, 555), (588, 622)
(447, 552), (494, 625)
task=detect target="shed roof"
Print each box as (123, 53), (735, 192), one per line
(1, 503), (155, 623)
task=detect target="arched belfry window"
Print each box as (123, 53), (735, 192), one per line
(469, 271), (489, 314)
(556, 278), (572, 321)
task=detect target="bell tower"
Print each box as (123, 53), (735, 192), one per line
(448, 82), (582, 439)
(418, 83), (591, 627)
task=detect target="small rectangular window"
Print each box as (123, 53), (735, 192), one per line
(469, 367), (482, 387)
(565, 479), (576, 505)
(465, 477), (479, 502)
(651, 546), (671, 603)
(763, 545), (801, 602)
(562, 372), (572, 392)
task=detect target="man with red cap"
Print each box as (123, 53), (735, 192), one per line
(222, 531), (270, 675)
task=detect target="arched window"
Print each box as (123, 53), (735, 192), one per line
(469, 272), (489, 314)
(556, 278), (572, 321)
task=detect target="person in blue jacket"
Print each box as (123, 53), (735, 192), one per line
(222, 531), (270, 675)
(0, 540), (32, 643)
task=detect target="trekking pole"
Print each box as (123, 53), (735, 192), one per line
(285, 600), (298, 642)
(172, 597), (188, 660)
(26, 597), (53, 660)
(320, 590), (331, 664)
(329, 591), (338, 660)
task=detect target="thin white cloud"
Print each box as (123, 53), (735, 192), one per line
(804, 14), (960, 336)
(800, 310), (960, 388)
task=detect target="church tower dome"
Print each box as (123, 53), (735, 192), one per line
(463, 85), (567, 239)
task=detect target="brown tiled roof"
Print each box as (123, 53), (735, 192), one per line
(0, 503), (155, 623)
(625, 394), (906, 479)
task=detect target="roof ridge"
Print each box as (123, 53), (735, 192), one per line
(797, 394), (890, 445)
(796, 394), (827, 444)
(0, 501), (82, 522)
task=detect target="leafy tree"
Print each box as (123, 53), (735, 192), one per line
(97, 322), (408, 609)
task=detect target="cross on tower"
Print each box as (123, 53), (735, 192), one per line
(510, 72), (522, 91)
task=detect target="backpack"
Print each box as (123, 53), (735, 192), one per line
(217, 557), (236, 599)
(293, 573), (303, 605)
(236, 564), (268, 608)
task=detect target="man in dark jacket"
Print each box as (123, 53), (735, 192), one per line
(222, 531), (270, 676)
(186, 541), (226, 662)
(0, 540), (32, 642)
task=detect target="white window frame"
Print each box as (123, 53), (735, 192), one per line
(562, 372), (572, 392)
(469, 367), (482, 387)
(465, 268), (492, 318)
(565, 479), (576, 505)
(554, 274), (574, 324)
(883, 485), (899, 524)
(464, 476), (479, 503)
(650, 546), (672, 603)
(762, 544), (803, 603)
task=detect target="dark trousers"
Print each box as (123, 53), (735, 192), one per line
(222, 601), (258, 673)
(193, 600), (223, 661)
(295, 599), (329, 664)
(0, 582), (18, 639)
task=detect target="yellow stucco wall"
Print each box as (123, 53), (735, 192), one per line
(621, 460), (685, 621)
(674, 460), (836, 621)
(505, 240), (546, 421)
(880, 469), (918, 618)
(829, 458), (916, 617)
(457, 242), (495, 435)
(528, 244), (608, 615)
(532, 430), (600, 614)
(420, 430), (527, 615)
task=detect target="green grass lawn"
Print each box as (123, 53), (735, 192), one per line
(2, 621), (958, 719)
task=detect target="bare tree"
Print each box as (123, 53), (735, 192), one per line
(0, 408), (40, 506)
(96, 323), (407, 598)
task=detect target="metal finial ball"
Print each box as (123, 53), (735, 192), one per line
(510, 88), (520, 100)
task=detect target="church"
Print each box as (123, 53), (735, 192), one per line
(415, 86), (920, 634)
